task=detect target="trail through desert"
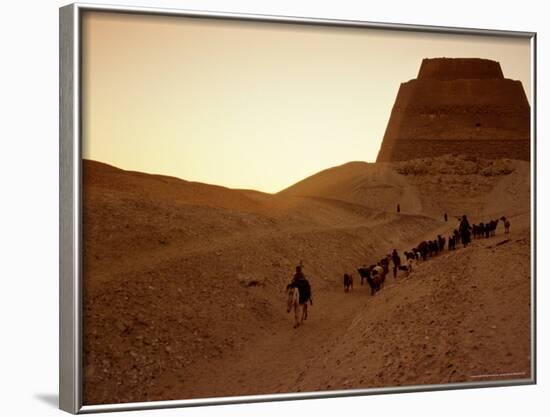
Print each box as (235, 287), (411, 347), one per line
(182, 221), (530, 399)
(82, 155), (531, 404)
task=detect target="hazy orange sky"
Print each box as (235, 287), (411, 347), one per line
(82, 11), (531, 193)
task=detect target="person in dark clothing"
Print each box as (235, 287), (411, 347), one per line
(459, 215), (472, 247)
(289, 265), (305, 284)
(397, 204), (401, 213)
(391, 249), (401, 278)
(286, 265), (313, 315)
(295, 279), (311, 304)
(444, 213), (448, 222)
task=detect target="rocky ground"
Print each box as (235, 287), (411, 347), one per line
(82, 155), (531, 405)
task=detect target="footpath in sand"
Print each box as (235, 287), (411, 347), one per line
(178, 221), (531, 400)
(82, 155), (531, 404)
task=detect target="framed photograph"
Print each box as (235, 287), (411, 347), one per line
(59, 2), (536, 414)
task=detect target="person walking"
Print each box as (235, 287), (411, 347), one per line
(459, 215), (472, 248)
(286, 264), (313, 319)
(391, 249), (401, 279)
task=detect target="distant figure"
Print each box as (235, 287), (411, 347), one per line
(444, 213), (448, 222)
(397, 204), (401, 213)
(459, 215), (472, 247)
(286, 265), (312, 327)
(289, 264), (305, 285)
(391, 249), (401, 278)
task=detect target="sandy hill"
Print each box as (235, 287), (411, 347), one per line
(280, 155), (529, 221)
(82, 156), (531, 405)
(279, 161), (422, 213)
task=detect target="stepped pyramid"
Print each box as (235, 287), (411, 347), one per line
(376, 58), (530, 162)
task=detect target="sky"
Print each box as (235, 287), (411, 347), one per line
(82, 11), (531, 193)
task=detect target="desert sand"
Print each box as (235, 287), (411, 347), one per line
(82, 154), (531, 405)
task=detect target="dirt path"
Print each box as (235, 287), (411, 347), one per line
(169, 224), (531, 400)
(291, 226), (532, 391)
(176, 284), (372, 399)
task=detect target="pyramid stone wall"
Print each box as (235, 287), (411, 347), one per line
(376, 58), (530, 162)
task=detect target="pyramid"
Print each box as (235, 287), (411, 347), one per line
(376, 58), (530, 162)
